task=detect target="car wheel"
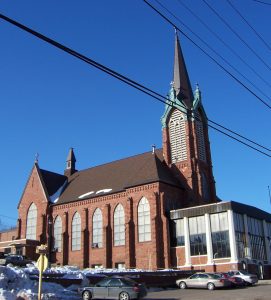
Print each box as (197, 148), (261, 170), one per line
(179, 281), (187, 289)
(82, 290), (92, 300)
(119, 291), (130, 300)
(207, 282), (215, 290)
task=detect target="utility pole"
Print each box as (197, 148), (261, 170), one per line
(268, 186), (271, 205)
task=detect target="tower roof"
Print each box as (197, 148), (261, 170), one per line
(66, 147), (76, 162)
(173, 30), (193, 108)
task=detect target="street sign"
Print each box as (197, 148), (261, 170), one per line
(36, 244), (48, 255)
(37, 254), (48, 273)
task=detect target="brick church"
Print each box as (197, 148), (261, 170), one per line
(1, 33), (271, 278)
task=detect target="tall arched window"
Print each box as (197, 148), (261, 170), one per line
(54, 216), (62, 252)
(138, 197), (151, 242)
(26, 203), (37, 240)
(169, 109), (187, 163)
(93, 208), (103, 248)
(195, 111), (207, 162)
(114, 204), (125, 246)
(72, 212), (81, 251)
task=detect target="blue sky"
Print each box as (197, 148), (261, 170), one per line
(0, 0), (270, 227)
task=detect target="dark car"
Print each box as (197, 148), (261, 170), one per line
(78, 276), (147, 300)
(215, 272), (245, 287)
(0, 255), (33, 267)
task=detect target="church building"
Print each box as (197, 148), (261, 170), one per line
(1, 32), (271, 278)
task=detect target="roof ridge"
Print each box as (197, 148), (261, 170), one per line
(39, 168), (65, 177)
(77, 148), (163, 174)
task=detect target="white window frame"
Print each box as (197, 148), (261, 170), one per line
(72, 212), (81, 251)
(138, 197), (151, 242)
(26, 203), (37, 240)
(92, 208), (103, 248)
(114, 204), (125, 246)
(54, 216), (62, 252)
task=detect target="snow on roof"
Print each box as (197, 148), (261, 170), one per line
(49, 180), (67, 203)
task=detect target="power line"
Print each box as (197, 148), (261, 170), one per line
(154, 0), (271, 103)
(227, 0), (271, 52)
(253, 0), (271, 5)
(0, 13), (270, 158)
(208, 124), (271, 158)
(142, 0), (271, 110)
(202, 0), (271, 72)
(177, 0), (271, 91)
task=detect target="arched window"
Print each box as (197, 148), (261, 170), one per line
(26, 203), (37, 240)
(195, 111), (207, 162)
(72, 212), (81, 251)
(93, 208), (103, 248)
(169, 109), (187, 163)
(54, 216), (62, 252)
(138, 197), (151, 242)
(114, 204), (125, 246)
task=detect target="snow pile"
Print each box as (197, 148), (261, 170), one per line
(0, 265), (85, 300)
(0, 266), (37, 299)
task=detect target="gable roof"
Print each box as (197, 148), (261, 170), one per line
(40, 149), (183, 205)
(39, 169), (67, 197)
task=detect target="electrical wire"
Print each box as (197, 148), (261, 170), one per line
(0, 13), (270, 158)
(142, 0), (271, 110)
(154, 0), (271, 102)
(253, 0), (271, 5)
(202, 0), (271, 72)
(227, 0), (271, 53)
(177, 0), (271, 90)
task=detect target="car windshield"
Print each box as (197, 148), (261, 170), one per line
(208, 274), (220, 279)
(239, 270), (250, 275)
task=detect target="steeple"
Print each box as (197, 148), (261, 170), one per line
(173, 29), (193, 108)
(64, 147), (77, 177)
(161, 30), (217, 204)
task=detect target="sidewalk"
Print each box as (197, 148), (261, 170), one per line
(257, 280), (271, 285)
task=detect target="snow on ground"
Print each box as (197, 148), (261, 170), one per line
(0, 264), (159, 300)
(0, 264), (85, 300)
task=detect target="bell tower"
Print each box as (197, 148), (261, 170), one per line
(161, 31), (216, 204)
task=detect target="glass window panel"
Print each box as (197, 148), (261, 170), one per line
(189, 216), (207, 255)
(72, 212), (81, 251)
(114, 204), (125, 246)
(26, 203), (37, 240)
(93, 208), (103, 248)
(54, 216), (62, 252)
(138, 197), (151, 242)
(210, 212), (230, 258)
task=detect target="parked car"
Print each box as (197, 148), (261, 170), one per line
(215, 272), (245, 287)
(176, 272), (232, 290)
(78, 275), (147, 300)
(228, 270), (258, 285)
(0, 254), (33, 267)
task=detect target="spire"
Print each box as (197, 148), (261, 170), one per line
(64, 147), (77, 177)
(173, 30), (193, 108)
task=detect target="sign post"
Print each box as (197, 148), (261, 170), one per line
(36, 244), (48, 300)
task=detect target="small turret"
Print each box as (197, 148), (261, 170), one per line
(64, 148), (77, 177)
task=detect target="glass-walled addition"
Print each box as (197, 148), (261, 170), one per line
(247, 217), (266, 260)
(210, 212), (231, 258)
(171, 219), (185, 247)
(233, 213), (246, 259)
(189, 216), (207, 256)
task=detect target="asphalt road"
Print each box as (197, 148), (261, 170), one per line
(145, 284), (270, 300)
